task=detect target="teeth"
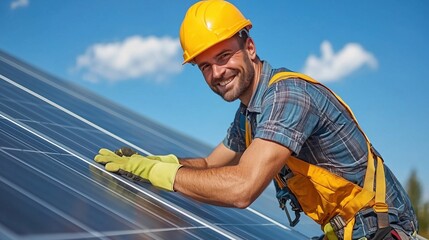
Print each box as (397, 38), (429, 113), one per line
(219, 78), (233, 86)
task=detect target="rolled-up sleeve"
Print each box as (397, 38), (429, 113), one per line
(254, 79), (319, 155)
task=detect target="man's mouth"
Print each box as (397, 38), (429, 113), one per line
(219, 77), (234, 87)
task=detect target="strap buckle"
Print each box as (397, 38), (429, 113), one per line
(329, 215), (346, 232)
(276, 187), (301, 227)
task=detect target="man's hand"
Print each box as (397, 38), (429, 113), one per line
(146, 154), (180, 164)
(114, 147), (138, 157)
(114, 147), (179, 164)
(94, 148), (181, 191)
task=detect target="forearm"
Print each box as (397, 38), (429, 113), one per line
(178, 157), (209, 169)
(173, 139), (291, 208)
(173, 165), (264, 208)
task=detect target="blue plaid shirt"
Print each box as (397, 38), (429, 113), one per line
(223, 61), (417, 238)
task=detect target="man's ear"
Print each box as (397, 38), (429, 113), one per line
(245, 37), (257, 60)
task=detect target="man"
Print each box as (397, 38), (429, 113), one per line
(94, 1), (418, 239)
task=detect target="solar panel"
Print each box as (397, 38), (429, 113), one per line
(0, 49), (316, 239)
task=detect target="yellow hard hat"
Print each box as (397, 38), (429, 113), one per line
(179, 0), (252, 64)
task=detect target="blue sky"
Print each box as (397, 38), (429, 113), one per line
(1, 0), (428, 201)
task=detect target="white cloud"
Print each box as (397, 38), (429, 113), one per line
(302, 41), (378, 82)
(75, 35), (183, 83)
(10, 0), (29, 9)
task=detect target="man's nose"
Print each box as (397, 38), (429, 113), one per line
(212, 63), (225, 79)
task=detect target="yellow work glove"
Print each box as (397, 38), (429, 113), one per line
(94, 148), (181, 191)
(145, 154), (180, 164)
(113, 147), (179, 164)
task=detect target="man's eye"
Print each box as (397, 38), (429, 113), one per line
(218, 52), (232, 64)
(200, 64), (210, 72)
(220, 52), (231, 60)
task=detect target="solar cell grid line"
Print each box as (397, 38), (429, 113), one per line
(0, 84), (98, 135)
(1, 149), (163, 231)
(0, 116), (214, 239)
(0, 173), (106, 239)
(0, 92), (121, 158)
(0, 119), (64, 155)
(0, 103), (102, 159)
(0, 149), (206, 240)
(0, 73), (204, 159)
(0, 164), (221, 239)
(0, 50), (310, 239)
(1, 71), (207, 159)
(0, 52), (211, 157)
(0, 105), (102, 158)
(0, 147), (227, 238)
(0, 111), (239, 240)
(0, 73), (151, 155)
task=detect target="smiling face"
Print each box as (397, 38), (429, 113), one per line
(193, 35), (257, 104)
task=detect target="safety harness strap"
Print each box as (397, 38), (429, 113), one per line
(245, 120), (252, 148)
(244, 71), (389, 239)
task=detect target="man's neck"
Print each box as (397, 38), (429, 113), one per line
(240, 60), (262, 106)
